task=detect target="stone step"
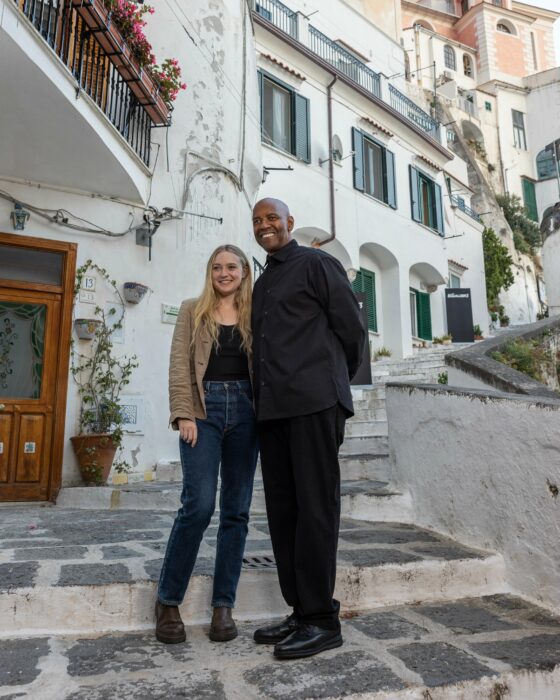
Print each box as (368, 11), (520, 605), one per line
(4, 594), (560, 699)
(345, 420), (388, 438)
(0, 506), (507, 639)
(350, 406), (388, 422)
(340, 434), (389, 455)
(372, 373), (436, 386)
(340, 454), (392, 481)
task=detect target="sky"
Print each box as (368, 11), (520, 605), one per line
(522, 0), (560, 64)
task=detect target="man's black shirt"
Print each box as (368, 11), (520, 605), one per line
(251, 239), (366, 421)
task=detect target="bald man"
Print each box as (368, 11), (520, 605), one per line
(250, 198), (366, 659)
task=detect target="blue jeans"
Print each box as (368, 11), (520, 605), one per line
(158, 380), (258, 608)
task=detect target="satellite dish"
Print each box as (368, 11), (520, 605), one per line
(332, 134), (343, 162)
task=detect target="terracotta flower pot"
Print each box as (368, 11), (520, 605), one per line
(71, 434), (118, 486)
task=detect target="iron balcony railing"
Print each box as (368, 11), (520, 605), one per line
(254, 0), (298, 40)
(451, 195), (481, 222)
(389, 84), (440, 140)
(15, 0), (153, 165)
(308, 26), (381, 99)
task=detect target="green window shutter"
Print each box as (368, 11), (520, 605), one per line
(294, 94), (310, 163)
(352, 128), (365, 192)
(522, 178), (538, 222)
(352, 269), (377, 332)
(409, 166), (421, 222)
(385, 149), (397, 209)
(416, 291), (432, 340)
(434, 182), (444, 236)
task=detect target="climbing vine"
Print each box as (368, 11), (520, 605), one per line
(482, 227), (514, 310)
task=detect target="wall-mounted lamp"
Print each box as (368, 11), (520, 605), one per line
(11, 202), (30, 230)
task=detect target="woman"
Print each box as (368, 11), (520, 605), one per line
(156, 244), (258, 644)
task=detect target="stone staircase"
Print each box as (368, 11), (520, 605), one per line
(3, 346), (560, 698)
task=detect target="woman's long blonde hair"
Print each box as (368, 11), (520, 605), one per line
(192, 245), (253, 355)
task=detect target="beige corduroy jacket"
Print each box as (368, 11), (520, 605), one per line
(168, 299), (252, 429)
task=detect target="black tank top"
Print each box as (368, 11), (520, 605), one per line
(203, 325), (250, 381)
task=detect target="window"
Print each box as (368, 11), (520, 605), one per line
(444, 45), (456, 71)
(536, 148), (559, 180)
(352, 128), (397, 208)
(497, 22), (514, 34)
(512, 109), (527, 150)
(447, 129), (457, 143)
(409, 166), (444, 235)
(485, 101), (492, 112)
(461, 0), (469, 15)
(255, 3), (272, 21)
(492, 0), (503, 6)
(352, 269), (377, 332)
(258, 71), (310, 162)
(449, 273), (462, 288)
(410, 288), (432, 340)
(463, 54), (473, 77)
(522, 178), (538, 222)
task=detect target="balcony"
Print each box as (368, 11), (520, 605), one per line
(451, 195), (481, 222)
(0, 0), (161, 202)
(251, 0), (442, 144)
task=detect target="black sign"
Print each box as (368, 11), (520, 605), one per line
(445, 288), (474, 343)
(351, 292), (372, 385)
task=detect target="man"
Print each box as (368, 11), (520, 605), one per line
(251, 198), (366, 659)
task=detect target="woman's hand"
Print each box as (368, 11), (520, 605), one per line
(178, 419), (198, 447)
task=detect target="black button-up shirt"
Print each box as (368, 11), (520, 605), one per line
(252, 239), (366, 421)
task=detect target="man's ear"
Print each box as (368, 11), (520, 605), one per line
(287, 215), (295, 232)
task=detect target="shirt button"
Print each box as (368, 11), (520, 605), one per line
(264, 311), (268, 316)
(267, 289), (271, 294)
(261, 381), (265, 386)
(261, 333), (265, 338)
(260, 358), (264, 363)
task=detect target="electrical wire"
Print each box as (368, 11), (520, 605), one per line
(0, 188), (136, 237)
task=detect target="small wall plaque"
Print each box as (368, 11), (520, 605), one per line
(82, 276), (96, 291)
(79, 290), (96, 304)
(24, 442), (36, 454)
(162, 303), (180, 325)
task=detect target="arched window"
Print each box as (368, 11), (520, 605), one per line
(497, 20), (516, 35)
(414, 20), (435, 32)
(444, 45), (456, 71)
(463, 54), (473, 77)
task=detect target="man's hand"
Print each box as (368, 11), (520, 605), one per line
(178, 419), (198, 447)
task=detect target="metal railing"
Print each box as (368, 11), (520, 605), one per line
(253, 257), (265, 280)
(457, 95), (479, 119)
(15, 0), (153, 165)
(389, 84), (440, 139)
(308, 26), (381, 98)
(254, 0), (298, 40)
(451, 195), (481, 222)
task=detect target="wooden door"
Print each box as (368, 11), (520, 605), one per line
(0, 233), (76, 502)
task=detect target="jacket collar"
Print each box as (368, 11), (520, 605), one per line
(266, 238), (298, 265)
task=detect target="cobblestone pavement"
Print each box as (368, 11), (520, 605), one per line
(1, 595), (560, 699)
(0, 506), (489, 590)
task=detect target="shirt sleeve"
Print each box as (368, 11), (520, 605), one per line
(168, 300), (195, 428)
(313, 254), (366, 380)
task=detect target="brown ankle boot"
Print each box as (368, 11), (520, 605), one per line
(155, 601), (186, 644)
(209, 606), (238, 642)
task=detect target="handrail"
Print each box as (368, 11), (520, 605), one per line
(253, 0), (298, 39)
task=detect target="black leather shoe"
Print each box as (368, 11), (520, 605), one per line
(273, 624), (343, 659)
(253, 613), (301, 644)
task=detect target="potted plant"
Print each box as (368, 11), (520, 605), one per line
(473, 325), (484, 340)
(70, 261), (138, 485)
(441, 334), (453, 345)
(123, 282), (149, 304)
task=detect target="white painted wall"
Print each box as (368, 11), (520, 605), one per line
(387, 384), (560, 611)
(543, 232), (560, 316)
(0, 0), (263, 484)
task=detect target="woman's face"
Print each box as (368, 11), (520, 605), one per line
(211, 251), (245, 297)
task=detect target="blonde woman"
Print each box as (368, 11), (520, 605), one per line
(156, 245), (258, 644)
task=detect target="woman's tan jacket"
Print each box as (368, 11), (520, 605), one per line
(168, 299), (252, 429)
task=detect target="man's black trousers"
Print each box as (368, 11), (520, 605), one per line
(257, 403), (346, 630)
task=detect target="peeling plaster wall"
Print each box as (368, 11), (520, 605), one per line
(0, 0), (263, 485)
(387, 384), (560, 611)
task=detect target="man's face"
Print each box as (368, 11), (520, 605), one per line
(252, 200), (294, 254)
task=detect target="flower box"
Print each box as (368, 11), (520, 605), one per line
(70, 0), (170, 125)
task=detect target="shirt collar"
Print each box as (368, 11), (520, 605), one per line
(266, 238), (298, 265)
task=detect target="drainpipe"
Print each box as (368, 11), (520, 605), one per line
(315, 74), (338, 247)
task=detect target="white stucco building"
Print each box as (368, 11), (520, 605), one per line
(0, 0), (489, 497)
